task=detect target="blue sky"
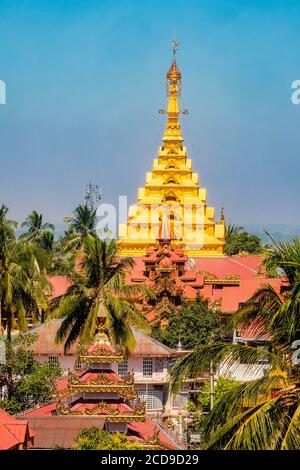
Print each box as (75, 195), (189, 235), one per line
(0, 0), (299, 226)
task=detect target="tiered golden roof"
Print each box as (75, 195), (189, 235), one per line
(55, 330), (145, 422)
(118, 53), (225, 257)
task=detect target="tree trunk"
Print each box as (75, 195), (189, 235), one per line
(0, 298), (2, 335)
(6, 309), (11, 342)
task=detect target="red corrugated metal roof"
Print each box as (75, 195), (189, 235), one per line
(0, 409), (35, 450)
(23, 402), (57, 417)
(128, 419), (177, 449)
(193, 256), (263, 280)
(47, 275), (71, 300)
(23, 416), (105, 449)
(220, 278), (282, 312)
(237, 320), (272, 341)
(28, 319), (77, 355)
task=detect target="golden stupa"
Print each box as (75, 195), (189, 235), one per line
(118, 48), (225, 257)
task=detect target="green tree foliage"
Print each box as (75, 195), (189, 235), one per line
(63, 203), (97, 250)
(20, 210), (55, 248)
(0, 206), (50, 339)
(19, 211), (55, 270)
(73, 428), (141, 450)
(197, 378), (237, 413)
(152, 298), (225, 349)
(0, 204), (17, 254)
(0, 333), (61, 411)
(224, 224), (263, 256)
(185, 378), (237, 438)
(171, 237), (300, 449)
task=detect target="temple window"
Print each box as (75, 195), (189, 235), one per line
(118, 359), (128, 378)
(143, 357), (153, 378)
(75, 359), (82, 371)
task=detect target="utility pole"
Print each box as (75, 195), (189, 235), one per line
(84, 182), (102, 211)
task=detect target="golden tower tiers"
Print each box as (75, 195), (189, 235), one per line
(118, 54), (225, 257)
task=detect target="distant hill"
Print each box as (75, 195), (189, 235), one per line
(244, 225), (300, 243)
(15, 222), (300, 243)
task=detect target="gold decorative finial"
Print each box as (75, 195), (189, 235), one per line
(220, 207), (225, 224)
(171, 31), (180, 56)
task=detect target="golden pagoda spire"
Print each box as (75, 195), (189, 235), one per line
(117, 41), (225, 257)
(163, 40), (183, 147)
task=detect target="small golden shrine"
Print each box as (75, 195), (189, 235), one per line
(54, 329), (146, 423)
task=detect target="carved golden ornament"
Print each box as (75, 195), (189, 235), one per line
(155, 297), (174, 314)
(77, 343), (124, 364)
(204, 272), (218, 280)
(56, 399), (146, 423)
(211, 298), (222, 310)
(225, 273), (240, 281)
(66, 370), (136, 400)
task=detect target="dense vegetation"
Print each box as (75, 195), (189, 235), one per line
(224, 224), (263, 256)
(73, 428), (141, 450)
(172, 238), (300, 449)
(0, 202), (152, 413)
(0, 334), (60, 414)
(152, 297), (226, 349)
(2, 201), (299, 449)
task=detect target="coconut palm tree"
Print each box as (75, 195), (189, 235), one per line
(20, 210), (55, 246)
(224, 224), (263, 256)
(171, 237), (300, 449)
(63, 203), (97, 249)
(0, 204), (17, 239)
(0, 239), (50, 340)
(52, 236), (153, 353)
(224, 224), (244, 243)
(0, 205), (17, 333)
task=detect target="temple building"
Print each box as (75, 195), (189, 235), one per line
(118, 53), (225, 257)
(24, 319), (190, 418)
(20, 321), (185, 448)
(124, 212), (285, 328)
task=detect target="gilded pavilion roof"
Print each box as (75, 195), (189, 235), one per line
(56, 399), (146, 423)
(58, 369), (137, 401)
